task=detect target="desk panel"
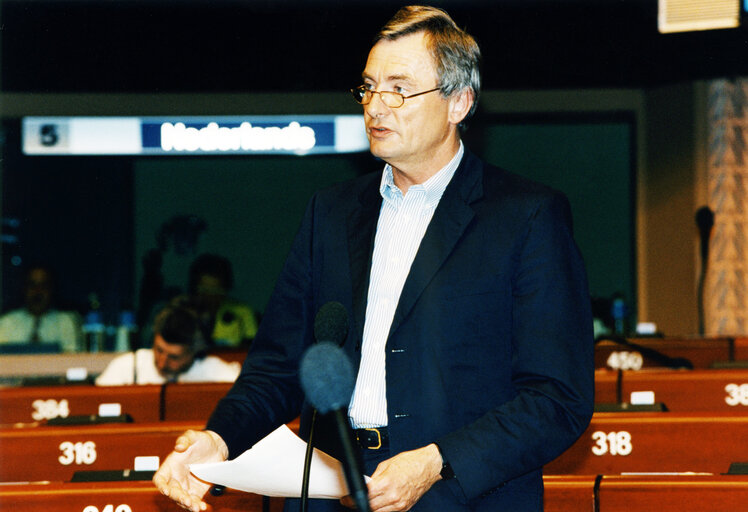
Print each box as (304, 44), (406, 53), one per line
(621, 368), (748, 412)
(544, 412), (748, 475)
(162, 382), (231, 422)
(0, 385), (162, 425)
(542, 475), (596, 512)
(598, 474), (748, 511)
(595, 370), (620, 403)
(0, 421), (200, 483)
(0, 481), (284, 512)
(595, 337), (732, 370)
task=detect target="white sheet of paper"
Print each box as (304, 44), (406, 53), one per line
(190, 424), (359, 499)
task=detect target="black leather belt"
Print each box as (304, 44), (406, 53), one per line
(354, 427), (389, 450)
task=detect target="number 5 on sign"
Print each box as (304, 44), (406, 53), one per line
(591, 431), (632, 456)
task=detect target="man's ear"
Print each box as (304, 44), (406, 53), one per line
(448, 88), (474, 126)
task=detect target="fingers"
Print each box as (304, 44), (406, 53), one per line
(154, 471), (208, 512)
(174, 429), (199, 452)
(153, 430), (225, 512)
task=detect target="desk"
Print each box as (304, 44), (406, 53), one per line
(544, 412), (748, 475)
(0, 353), (117, 381)
(0, 480), (284, 512)
(621, 368), (748, 412)
(595, 370), (620, 403)
(595, 337), (734, 369)
(0, 421), (201, 483)
(598, 474), (748, 511)
(162, 382), (231, 422)
(0, 385), (162, 425)
(542, 475), (596, 512)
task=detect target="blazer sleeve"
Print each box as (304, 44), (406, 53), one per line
(436, 190), (595, 501)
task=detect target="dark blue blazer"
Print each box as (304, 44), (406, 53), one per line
(207, 149), (594, 511)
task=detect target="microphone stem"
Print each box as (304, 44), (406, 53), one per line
(332, 409), (370, 512)
(300, 409), (317, 512)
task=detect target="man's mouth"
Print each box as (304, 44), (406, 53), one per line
(369, 126), (392, 137)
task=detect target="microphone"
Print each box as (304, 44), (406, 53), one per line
(313, 301), (349, 346)
(695, 206), (714, 335)
(695, 206), (714, 263)
(300, 342), (370, 512)
(301, 302), (350, 512)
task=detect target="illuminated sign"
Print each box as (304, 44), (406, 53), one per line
(22, 116), (368, 156)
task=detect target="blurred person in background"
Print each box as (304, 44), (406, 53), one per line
(0, 264), (82, 352)
(187, 253), (258, 347)
(96, 299), (240, 385)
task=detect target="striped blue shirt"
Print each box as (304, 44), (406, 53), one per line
(349, 142), (465, 428)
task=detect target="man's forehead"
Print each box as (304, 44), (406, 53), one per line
(363, 33), (435, 82)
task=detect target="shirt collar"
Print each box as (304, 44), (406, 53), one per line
(379, 141), (464, 207)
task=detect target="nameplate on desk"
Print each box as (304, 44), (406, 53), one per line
(98, 403), (122, 417)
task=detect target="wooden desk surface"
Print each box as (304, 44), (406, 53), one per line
(0, 421), (201, 483)
(0, 385), (162, 425)
(0, 353), (117, 380)
(0, 477), (602, 512)
(542, 475), (596, 512)
(595, 367), (748, 412)
(595, 337), (734, 370)
(598, 474), (748, 511)
(162, 382), (231, 422)
(595, 370), (620, 403)
(0, 480), (284, 512)
(544, 412), (748, 475)
(621, 368), (748, 412)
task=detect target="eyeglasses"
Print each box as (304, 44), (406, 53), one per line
(350, 85), (441, 108)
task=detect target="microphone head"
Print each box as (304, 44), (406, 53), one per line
(313, 301), (349, 346)
(695, 206), (715, 234)
(299, 341), (355, 414)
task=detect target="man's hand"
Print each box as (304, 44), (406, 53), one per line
(361, 443), (443, 512)
(153, 429), (228, 512)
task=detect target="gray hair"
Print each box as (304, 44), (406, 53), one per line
(375, 5), (481, 123)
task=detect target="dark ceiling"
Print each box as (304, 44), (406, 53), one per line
(2, 0), (747, 93)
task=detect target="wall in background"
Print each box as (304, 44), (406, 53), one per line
(1, 87), (711, 337)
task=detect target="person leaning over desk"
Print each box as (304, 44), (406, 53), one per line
(96, 300), (240, 386)
(154, 5), (594, 512)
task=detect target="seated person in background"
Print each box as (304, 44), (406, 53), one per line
(187, 253), (257, 347)
(96, 302), (240, 385)
(0, 264), (82, 352)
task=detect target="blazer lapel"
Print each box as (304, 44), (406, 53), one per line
(388, 151), (484, 337)
(347, 176), (382, 351)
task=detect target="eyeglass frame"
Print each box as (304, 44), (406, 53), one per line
(350, 85), (442, 108)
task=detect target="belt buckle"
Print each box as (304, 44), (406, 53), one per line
(364, 428), (382, 450)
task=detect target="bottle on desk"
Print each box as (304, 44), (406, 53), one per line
(115, 310), (138, 352)
(611, 294), (628, 336)
(83, 311), (106, 353)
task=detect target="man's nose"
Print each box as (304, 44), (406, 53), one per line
(155, 354), (167, 370)
(365, 91), (390, 118)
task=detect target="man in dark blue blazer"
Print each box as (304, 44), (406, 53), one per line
(154, 5), (593, 512)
